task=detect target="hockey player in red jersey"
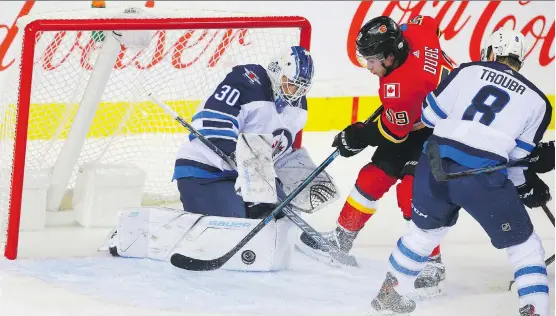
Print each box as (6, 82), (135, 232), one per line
(296, 15), (455, 294)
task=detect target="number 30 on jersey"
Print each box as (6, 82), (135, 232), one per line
(214, 85), (240, 106)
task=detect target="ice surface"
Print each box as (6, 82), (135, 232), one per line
(0, 132), (554, 316)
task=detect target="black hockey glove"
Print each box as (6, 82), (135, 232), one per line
(516, 170), (551, 209)
(332, 122), (367, 157)
(245, 178), (286, 220)
(527, 141), (554, 174)
(245, 202), (285, 219)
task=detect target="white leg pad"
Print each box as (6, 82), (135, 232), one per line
(507, 232), (550, 316)
(111, 207), (298, 272)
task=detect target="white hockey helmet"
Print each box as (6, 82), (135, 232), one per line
(267, 46), (315, 113)
(481, 28), (527, 67)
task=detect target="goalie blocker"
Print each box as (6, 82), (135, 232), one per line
(106, 146), (339, 272)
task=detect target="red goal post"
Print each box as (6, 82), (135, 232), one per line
(1, 7), (311, 260)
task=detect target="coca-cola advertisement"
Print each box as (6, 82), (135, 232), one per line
(0, 1), (553, 121)
(344, 1), (554, 96)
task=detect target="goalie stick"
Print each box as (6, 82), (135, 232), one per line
(148, 94), (236, 170)
(149, 94), (355, 270)
(424, 141), (531, 182)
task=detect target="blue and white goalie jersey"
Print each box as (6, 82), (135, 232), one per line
(173, 64), (308, 180)
(421, 61), (552, 184)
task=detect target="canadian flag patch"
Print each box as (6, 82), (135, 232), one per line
(384, 83), (400, 98)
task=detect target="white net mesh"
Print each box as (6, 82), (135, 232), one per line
(0, 6), (307, 258)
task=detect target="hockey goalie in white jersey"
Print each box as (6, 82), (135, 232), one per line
(105, 46), (340, 271)
(368, 29), (553, 315)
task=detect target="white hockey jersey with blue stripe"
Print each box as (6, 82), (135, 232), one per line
(421, 61), (552, 184)
(173, 64), (308, 180)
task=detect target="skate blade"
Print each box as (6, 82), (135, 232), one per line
(295, 244), (342, 268)
(366, 306), (413, 316)
(329, 249), (359, 267)
(367, 310), (413, 316)
(294, 244), (359, 268)
(368, 297), (415, 316)
(414, 281), (444, 299)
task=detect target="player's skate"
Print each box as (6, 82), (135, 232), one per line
(294, 224), (359, 267)
(414, 255), (446, 297)
(368, 272), (416, 315)
(519, 304), (540, 316)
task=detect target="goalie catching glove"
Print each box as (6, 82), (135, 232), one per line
(274, 147), (339, 213)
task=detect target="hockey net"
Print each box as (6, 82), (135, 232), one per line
(0, 6), (311, 259)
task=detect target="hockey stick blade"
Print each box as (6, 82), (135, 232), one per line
(172, 205), (357, 271)
(170, 150), (341, 271)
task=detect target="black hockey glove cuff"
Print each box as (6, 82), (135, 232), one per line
(527, 141), (554, 174)
(517, 171), (551, 209)
(400, 160), (418, 177)
(332, 122), (367, 157)
(245, 202), (285, 220)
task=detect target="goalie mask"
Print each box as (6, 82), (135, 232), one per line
(267, 46), (315, 113)
(481, 28), (527, 69)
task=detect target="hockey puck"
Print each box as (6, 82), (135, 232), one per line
(241, 250), (256, 265)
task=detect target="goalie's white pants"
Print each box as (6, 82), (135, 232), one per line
(111, 207), (298, 272)
(387, 222), (549, 315)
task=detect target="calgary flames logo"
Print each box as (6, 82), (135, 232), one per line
(378, 25), (388, 34)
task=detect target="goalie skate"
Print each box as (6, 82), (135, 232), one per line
(98, 229), (120, 257)
(413, 255), (446, 298)
(368, 272), (416, 315)
(294, 225), (359, 268)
